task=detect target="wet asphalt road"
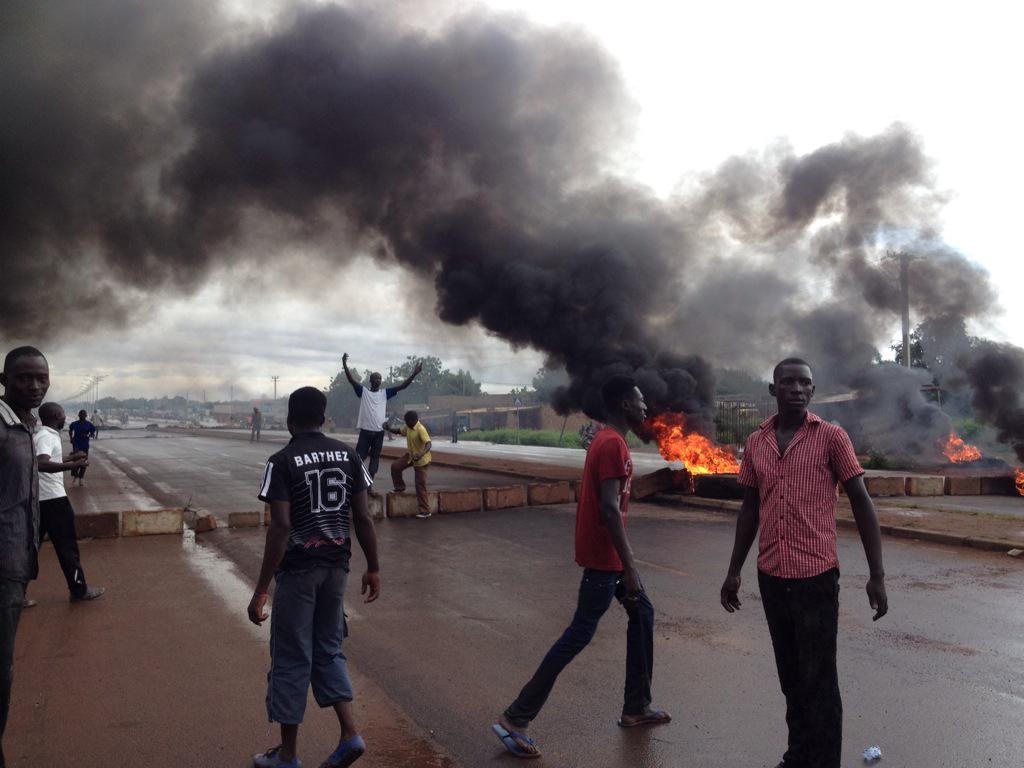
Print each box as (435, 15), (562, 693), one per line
(90, 431), (520, 519)
(102, 432), (1024, 767)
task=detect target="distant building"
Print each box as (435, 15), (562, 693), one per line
(412, 393), (589, 436)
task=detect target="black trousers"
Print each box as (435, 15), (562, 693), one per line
(355, 429), (385, 479)
(0, 579), (25, 768)
(38, 497), (88, 598)
(70, 448), (89, 479)
(758, 568), (842, 768)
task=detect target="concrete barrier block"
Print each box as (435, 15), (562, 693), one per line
(634, 468), (691, 499)
(122, 509), (184, 536)
(438, 489), (482, 514)
(367, 492), (385, 520)
(527, 481), (573, 505)
(386, 491), (439, 518)
(570, 480), (582, 502)
(484, 485), (526, 510)
(980, 475), (1016, 495)
(693, 473), (743, 500)
(906, 476), (945, 496)
(944, 476), (982, 496)
(194, 512), (217, 533)
(229, 511), (261, 528)
(865, 476), (906, 497)
(184, 507), (217, 533)
(74, 512), (120, 539)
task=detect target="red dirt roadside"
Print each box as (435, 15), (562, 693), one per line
(8, 533), (458, 768)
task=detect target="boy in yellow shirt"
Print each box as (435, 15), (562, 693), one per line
(384, 411), (433, 519)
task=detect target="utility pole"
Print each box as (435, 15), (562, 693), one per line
(271, 375), (280, 400)
(899, 251), (911, 368)
(93, 374), (107, 411)
(887, 250), (913, 368)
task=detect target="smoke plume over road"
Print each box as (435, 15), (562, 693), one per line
(2, 0), (1017, 456)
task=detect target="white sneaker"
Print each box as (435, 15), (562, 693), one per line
(253, 745), (302, 767)
(415, 512), (432, 519)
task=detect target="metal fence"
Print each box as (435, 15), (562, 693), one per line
(714, 396), (778, 445)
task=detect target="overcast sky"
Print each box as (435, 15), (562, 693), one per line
(37, 0), (1022, 402)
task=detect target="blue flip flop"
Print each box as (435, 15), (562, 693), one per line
(491, 723), (541, 759)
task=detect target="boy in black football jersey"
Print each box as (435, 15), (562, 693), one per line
(248, 387), (381, 768)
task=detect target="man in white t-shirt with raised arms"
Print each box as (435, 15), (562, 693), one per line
(30, 403), (105, 603)
(341, 354), (422, 480)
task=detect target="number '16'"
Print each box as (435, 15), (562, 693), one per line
(304, 468), (348, 512)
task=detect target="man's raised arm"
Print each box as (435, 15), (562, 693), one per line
(391, 360), (424, 393)
(341, 353), (360, 389)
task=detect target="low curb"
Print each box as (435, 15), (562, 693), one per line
(664, 496), (1024, 555)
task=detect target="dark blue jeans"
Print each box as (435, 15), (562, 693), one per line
(759, 568), (842, 768)
(355, 429), (385, 479)
(504, 568), (654, 727)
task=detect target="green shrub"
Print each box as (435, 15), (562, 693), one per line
(861, 450), (919, 470)
(954, 418), (982, 440)
(460, 428), (640, 449)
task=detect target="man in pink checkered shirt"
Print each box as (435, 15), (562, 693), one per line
(720, 358), (888, 768)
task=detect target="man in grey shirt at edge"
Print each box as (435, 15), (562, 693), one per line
(0, 346), (49, 768)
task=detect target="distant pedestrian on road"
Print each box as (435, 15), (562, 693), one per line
(67, 409), (96, 486)
(1, 346), (49, 768)
(491, 375), (671, 760)
(29, 403), (105, 603)
(249, 386), (380, 768)
(341, 353), (422, 479)
(383, 411), (432, 519)
(720, 358), (888, 768)
(251, 407), (262, 442)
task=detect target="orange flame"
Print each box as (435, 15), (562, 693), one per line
(646, 413), (740, 475)
(942, 432), (982, 463)
(1015, 468), (1024, 497)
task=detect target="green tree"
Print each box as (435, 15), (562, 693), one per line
(891, 316), (980, 385)
(530, 366), (568, 399)
(386, 355), (482, 400)
(714, 368), (769, 396)
(326, 370), (363, 429)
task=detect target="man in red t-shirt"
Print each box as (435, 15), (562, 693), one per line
(492, 375), (671, 759)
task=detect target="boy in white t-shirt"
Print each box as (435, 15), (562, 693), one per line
(30, 403), (105, 602)
(341, 354), (423, 479)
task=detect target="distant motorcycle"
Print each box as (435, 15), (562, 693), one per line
(579, 421), (600, 450)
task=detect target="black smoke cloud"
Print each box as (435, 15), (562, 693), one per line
(3, 1), (711, 421)
(665, 130), (997, 459)
(1, 0), (223, 333)
(1, 0), (1015, 453)
(960, 343), (1024, 463)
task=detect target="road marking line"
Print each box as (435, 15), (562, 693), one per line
(155, 481), (174, 494)
(131, 466), (149, 475)
(634, 558), (690, 577)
